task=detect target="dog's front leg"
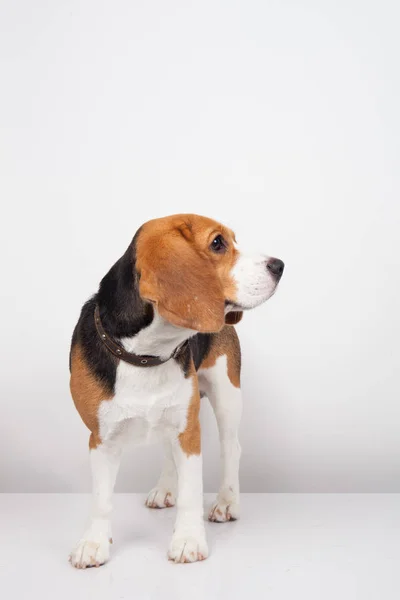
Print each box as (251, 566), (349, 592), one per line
(70, 438), (122, 568)
(168, 443), (208, 563)
(167, 380), (208, 563)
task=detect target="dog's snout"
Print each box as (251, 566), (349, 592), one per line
(266, 258), (284, 279)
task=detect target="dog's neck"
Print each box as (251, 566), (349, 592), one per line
(96, 241), (194, 359)
(120, 312), (195, 360)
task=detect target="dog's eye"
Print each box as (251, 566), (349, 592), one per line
(210, 234), (227, 253)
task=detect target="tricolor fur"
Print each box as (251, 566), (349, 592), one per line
(69, 214), (284, 567)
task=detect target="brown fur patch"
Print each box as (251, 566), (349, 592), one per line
(179, 364), (201, 455)
(70, 344), (113, 449)
(200, 326), (241, 388)
(135, 214), (239, 333)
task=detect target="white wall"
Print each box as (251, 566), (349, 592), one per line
(1, 0), (399, 492)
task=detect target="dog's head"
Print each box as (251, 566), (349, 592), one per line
(135, 214), (284, 333)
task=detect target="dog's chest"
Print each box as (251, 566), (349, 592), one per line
(97, 358), (192, 445)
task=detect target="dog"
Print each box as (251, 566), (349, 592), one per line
(69, 213), (284, 567)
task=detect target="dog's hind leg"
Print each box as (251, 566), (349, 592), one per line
(145, 438), (177, 508)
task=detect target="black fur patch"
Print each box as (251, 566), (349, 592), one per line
(174, 334), (214, 377)
(174, 342), (193, 378)
(70, 297), (118, 394)
(70, 232), (153, 392)
(96, 231), (154, 339)
(189, 333), (214, 371)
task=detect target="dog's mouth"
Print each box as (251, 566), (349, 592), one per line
(225, 300), (245, 312)
(225, 282), (280, 312)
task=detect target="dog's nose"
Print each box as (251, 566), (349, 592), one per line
(267, 258), (285, 279)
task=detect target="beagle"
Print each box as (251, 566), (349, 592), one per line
(69, 213), (284, 567)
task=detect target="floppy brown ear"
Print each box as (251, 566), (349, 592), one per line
(137, 230), (226, 333)
(225, 311), (243, 325)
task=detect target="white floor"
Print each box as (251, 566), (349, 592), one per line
(0, 494), (399, 600)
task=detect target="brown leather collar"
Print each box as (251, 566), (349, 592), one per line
(94, 305), (187, 367)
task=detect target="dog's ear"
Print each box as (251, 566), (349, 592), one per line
(137, 228), (226, 333)
(225, 311), (243, 325)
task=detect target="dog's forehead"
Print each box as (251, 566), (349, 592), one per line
(139, 214), (233, 241)
(141, 214), (217, 234)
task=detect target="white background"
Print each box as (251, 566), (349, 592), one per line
(1, 0), (399, 492)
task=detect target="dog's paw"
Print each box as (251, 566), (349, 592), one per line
(146, 487), (176, 509)
(208, 500), (240, 522)
(168, 534), (208, 563)
(69, 533), (111, 569)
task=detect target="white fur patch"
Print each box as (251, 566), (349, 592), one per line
(199, 355), (242, 522)
(69, 445), (119, 568)
(230, 252), (278, 309)
(121, 311), (195, 360)
(167, 449), (208, 563)
(97, 358), (193, 446)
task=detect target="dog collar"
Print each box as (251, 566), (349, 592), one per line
(94, 305), (188, 367)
